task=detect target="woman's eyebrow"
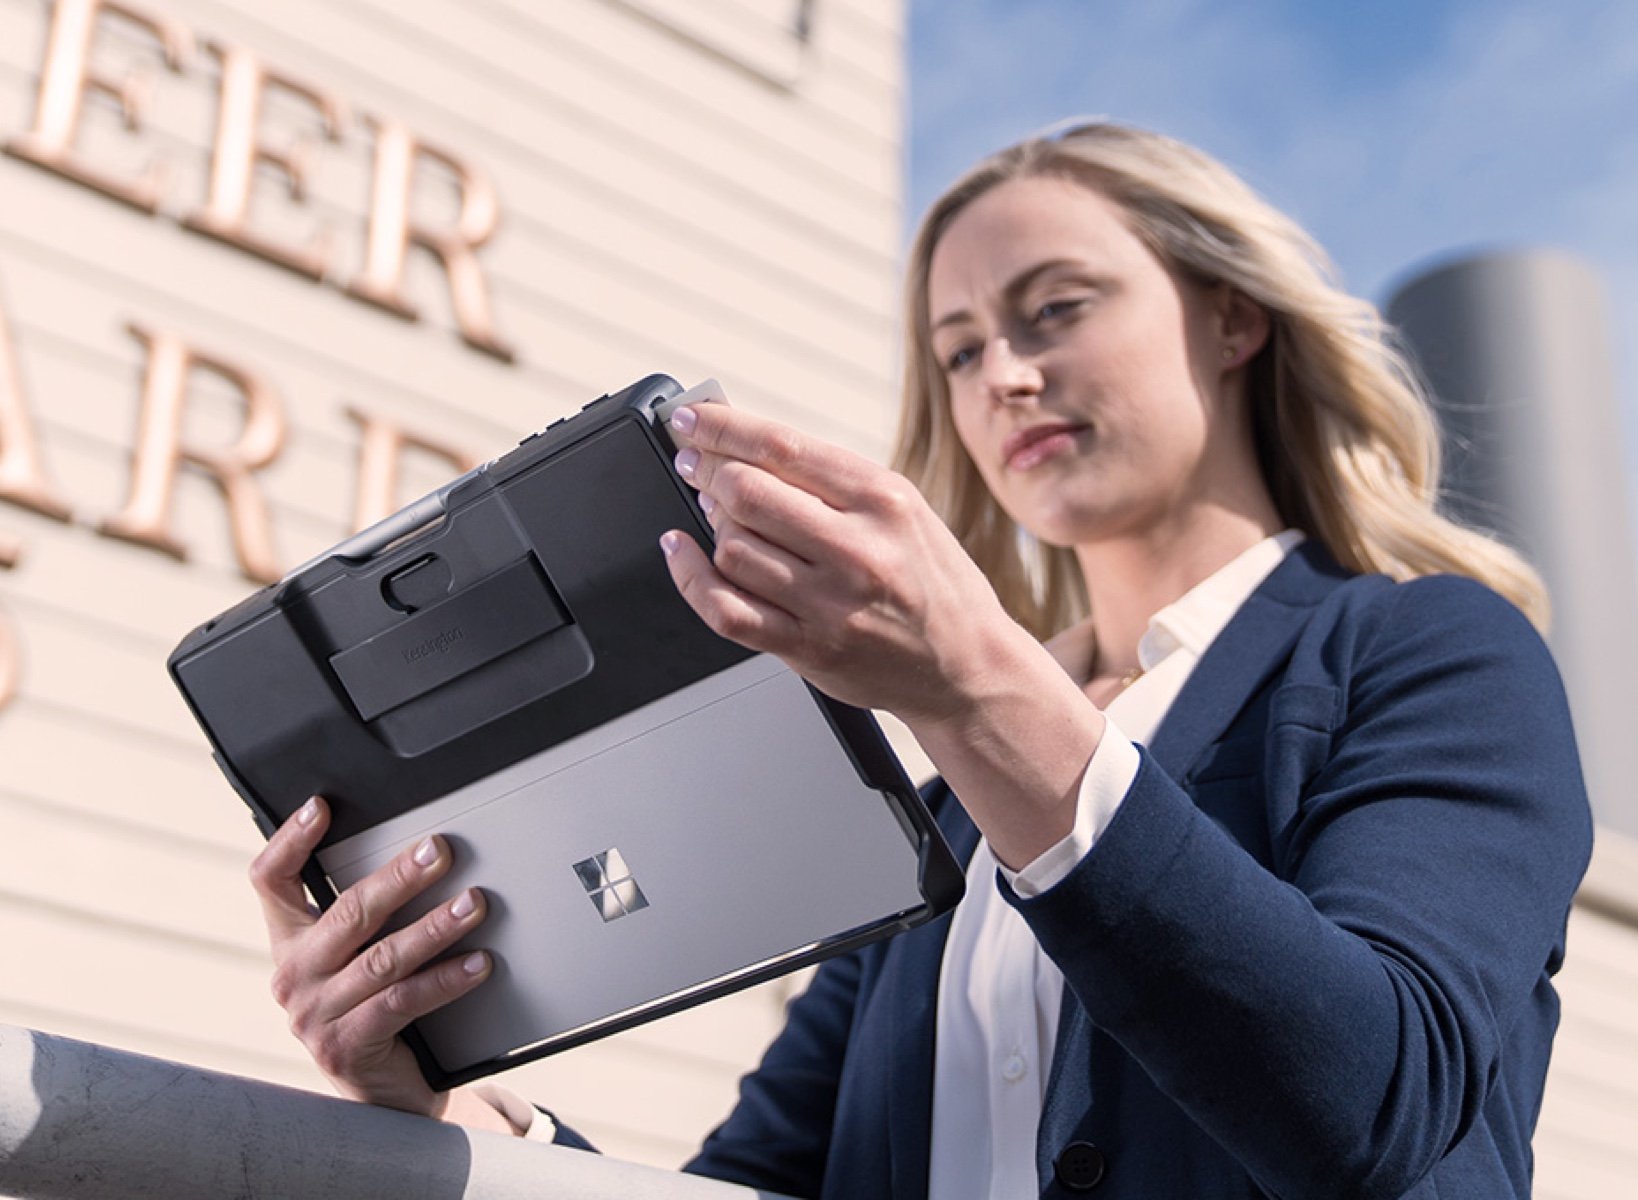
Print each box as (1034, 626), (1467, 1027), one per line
(931, 259), (1094, 333)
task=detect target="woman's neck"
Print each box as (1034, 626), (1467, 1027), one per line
(1071, 507), (1283, 675)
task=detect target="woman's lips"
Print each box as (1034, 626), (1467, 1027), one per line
(1003, 422), (1087, 471)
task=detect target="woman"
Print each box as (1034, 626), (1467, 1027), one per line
(250, 123), (1592, 1199)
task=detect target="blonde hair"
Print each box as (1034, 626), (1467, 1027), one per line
(894, 121), (1549, 639)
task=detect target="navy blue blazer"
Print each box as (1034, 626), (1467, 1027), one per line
(573, 543), (1593, 1198)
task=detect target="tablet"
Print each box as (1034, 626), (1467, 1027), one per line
(168, 374), (964, 1088)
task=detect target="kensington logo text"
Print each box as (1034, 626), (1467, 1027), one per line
(403, 627), (465, 663)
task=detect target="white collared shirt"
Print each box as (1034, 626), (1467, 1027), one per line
(927, 531), (1304, 1200)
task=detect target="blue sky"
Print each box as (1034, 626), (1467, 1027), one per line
(908, 0), (1638, 503)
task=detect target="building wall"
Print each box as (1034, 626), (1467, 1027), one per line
(0, 0), (904, 1167)
(2, 0), (1634, 1191)
(1535, 845), (1638, 1200)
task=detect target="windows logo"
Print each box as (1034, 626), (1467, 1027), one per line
(572, 848), (650, 922)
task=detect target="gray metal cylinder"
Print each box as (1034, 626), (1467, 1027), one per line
(0, 1025), (787, 1200)
(1386, 250), (1638, 837)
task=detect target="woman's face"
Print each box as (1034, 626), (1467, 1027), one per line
(927, 175), (1263, 550)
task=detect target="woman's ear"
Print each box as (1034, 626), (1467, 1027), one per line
(1217, 287), (1271, 368)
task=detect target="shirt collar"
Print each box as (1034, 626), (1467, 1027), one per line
(1042, 530), (1305, 683)
(1138, 530), (1306, 670)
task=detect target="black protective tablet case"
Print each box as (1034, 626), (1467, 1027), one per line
(168, 374), (964, 1088)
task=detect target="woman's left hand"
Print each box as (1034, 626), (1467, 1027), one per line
(660, 401), (1018, 729)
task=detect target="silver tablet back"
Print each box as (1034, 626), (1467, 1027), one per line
(318, 653), (928, 1069)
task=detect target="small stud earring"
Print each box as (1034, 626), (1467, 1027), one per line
(1220, 347), (1236, 362)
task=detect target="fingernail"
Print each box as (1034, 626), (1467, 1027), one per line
(462, 951), (489, 976)
(668, 405), (697, 435)
(414, 837), (439, 867)
(450, 889), (477, 919)
(674, 447), (699, 479)
(698, 492), (716, 516)
(297, 798), (319, 826)
(659, 531), (682, 558)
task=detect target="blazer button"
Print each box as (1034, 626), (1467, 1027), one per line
(1053, 1141), (1106, 1192)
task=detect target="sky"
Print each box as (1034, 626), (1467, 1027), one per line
(907, 0), (1638, 503)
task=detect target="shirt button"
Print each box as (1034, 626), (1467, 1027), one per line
(1001, 1054), (1027, 1083)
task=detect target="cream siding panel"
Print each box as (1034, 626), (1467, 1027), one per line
(606, 0), (815, 88)
(0, 204), (538, 453)
(0, 66), (904, 452)
(4, 258), (513, 526)
(448, 0), (902, 204)
(0, 789), (265, 951)
(0, 0), (907, 1177)
(801, 0), (903, 83)
(479, 0), (902, 149)
(0, 707), (249, 851)
(0, 997), (328, 1091)
(1535, 1157), (1638, 1200)
(0, 39), (898, 372)
(379, 0), (891, 203)
(2, 431), (348, 590)
(1536, 853), (1638, 1198)
(0, 487), (263, 628)
(0, 153), (894, 458)
(0, 891), (307, 1054)
(604, 0), (903, 95)
(173, 0), (900, 282)
(0, 0), (904, 350)
(829, 0), (905, 39)
(10, 604), (199, 742)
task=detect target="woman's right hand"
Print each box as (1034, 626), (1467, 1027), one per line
(248, 796), (494, 1120)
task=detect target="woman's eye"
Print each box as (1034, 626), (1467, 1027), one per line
(942, 344), (979, 373)
(1032, 297), (1083, 323)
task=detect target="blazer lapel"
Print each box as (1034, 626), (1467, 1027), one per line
(1146, 539), (1349, 780)
(1033, 543), (1353, 1180)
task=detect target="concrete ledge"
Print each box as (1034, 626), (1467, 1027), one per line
(0, 1026), (791, 1200)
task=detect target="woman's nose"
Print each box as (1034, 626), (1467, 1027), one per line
(981, 338), (1044, 405)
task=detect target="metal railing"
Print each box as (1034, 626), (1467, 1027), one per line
(0, 1025), (792, 1200)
